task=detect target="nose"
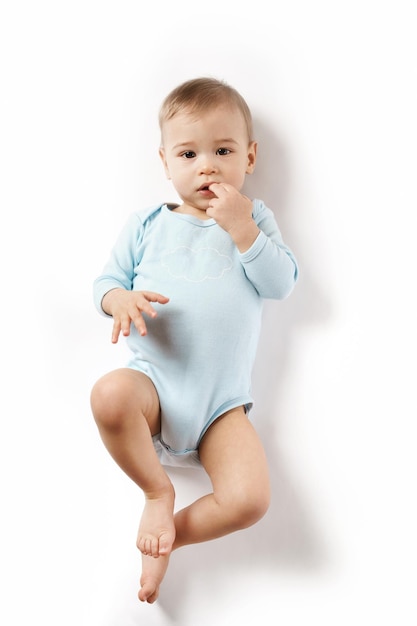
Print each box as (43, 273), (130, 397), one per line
(198, 154), (217, 175)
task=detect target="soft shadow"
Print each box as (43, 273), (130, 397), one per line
(157, 118), (333, 621)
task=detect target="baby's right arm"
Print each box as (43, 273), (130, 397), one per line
(102, 288), (169, 343)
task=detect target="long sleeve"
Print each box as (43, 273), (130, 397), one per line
(239, 199), (298, 299)
(93, 211), (146, 316)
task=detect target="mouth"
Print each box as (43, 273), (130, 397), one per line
(198, 182), (215, 193)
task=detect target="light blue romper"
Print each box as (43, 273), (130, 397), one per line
(93, 200), (298, 468)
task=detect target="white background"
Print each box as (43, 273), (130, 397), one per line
(1, 1), (416, 625)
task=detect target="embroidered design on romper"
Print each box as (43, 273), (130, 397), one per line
(161, 247), (232, 282)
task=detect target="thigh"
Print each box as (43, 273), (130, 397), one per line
(198, 407), (270, 498)
(91, 367), (161, 435)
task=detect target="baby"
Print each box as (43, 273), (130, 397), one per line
(91, 76), (298, 602)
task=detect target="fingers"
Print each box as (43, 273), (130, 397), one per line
(141, 291), (170, 309)
(110, 291), (169, 341)
(111, 310), (138, 342)
(207, 183), (228, 218)
(134, 292), (170, 334)
(111, 318), (122, 344)
(208, 182), (230, 197)
(129, 308), (149, 337)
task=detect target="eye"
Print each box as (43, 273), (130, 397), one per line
(181, 151), (196, 159)
(217, 147), (231, 156)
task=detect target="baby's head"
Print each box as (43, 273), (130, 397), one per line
(158, 77), (257, 211)
(159, 77), (253, 144)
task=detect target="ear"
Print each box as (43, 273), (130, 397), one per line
(159, 147), (171, 179)
(246, 141), (257, 174)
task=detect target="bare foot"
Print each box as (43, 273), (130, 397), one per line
(137, 487), (175, 558)
(138, 552), (170, 603)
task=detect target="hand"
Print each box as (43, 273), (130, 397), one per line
(102, 289), (169, 343)
(206, 183), (260, 251)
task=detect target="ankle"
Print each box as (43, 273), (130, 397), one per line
(144, 481), (175, 502)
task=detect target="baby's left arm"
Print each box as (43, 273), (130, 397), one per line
(238, 199), (298, 300)
(206, 185), (298, 300)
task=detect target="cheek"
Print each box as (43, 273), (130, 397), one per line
(173, 163), (192, 179)
(229, 166), (247, 186)
(169, 167), (190, 189)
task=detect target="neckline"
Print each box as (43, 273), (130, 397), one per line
(162, 204), (216, 227)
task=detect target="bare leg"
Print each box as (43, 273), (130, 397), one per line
(173, 406), (270, 549)
(139, 407), (270, 602)
(91, 382), (269, 603)
(90, 368), (175, 561)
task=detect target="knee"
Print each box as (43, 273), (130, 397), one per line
(90, 376), (125, 431)
(229, 485), (270, 530)
(244, 488), (270, 527)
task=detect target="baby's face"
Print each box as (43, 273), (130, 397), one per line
(159, 104), (256, 215)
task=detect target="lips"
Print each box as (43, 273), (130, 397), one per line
(198, 182), (215, 192)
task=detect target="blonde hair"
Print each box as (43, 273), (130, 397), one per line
(159, 77), (253, 141)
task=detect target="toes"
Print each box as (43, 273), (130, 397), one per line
(137, 535), (159, 557)
(137, 537), (146, 554)
(138, 580), (159, 603)
(138, 588), (158, 604)
(147, 591), (159, 604)
(143, 537), (154, 556)
(158, 536), (171, 556)
(144, 537), (157, 557)
(139, 553), (169, 604)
